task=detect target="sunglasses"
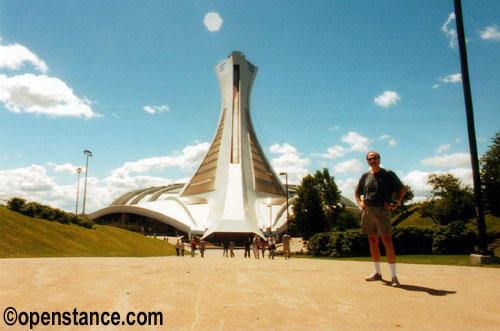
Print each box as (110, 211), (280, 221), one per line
(367, 157), (378, 161)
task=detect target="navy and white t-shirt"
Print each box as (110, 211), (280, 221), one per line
(356, 168), (403, 206)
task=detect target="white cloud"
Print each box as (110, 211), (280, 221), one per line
(204, 12), (223, 32)
(337, 177), (359, 203)
(114, 142), (210, 175)
(271, 154), (310, 185)
(269, 143), (310, 185)
(269, 143), (297, 155)
(0, 142), (212, 213)
(439, 73), (462, 84)
(333, 159), (364, 174)
(436, 144), (451, 154)
(421, 153), (470, 168)
(313, 145), (346, 159)
(342, 131), (372, 152)
(401, 170), (433, 202)
(374, 91), (401, 108)
(329, 126), (340, 132)
(0, 40), (48, 72)
(442, 13), (457, 48)
(143, 105), (170, 114)
(314, 132), (372, 160)
(50, 163), (84, 174)
(378, 134), (397, 146)
(0, 74), (100, 119)
(479, 24), (500, 41)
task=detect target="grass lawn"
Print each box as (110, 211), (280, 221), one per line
(291, 254), (500, 268)
(0, 205), (176, 258)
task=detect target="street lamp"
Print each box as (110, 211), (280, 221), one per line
(453, 0), (488, 256)
(82, 150), (93, 215)
(268, 204), (272, 233)
(279, 172), (289, 235)
(75, 167), (82, 214)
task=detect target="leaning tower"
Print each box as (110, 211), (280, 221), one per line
(181, 51), (286, 239)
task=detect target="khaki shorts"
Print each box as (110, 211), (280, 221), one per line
(361, 206), (392, 235)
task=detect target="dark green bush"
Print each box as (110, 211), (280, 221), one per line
(392, 226), (435, 254)
(7, 197), (94, 229)
(308, 230), (369, 257)
(432, 221), (477, 254)
(308, 222), (478, 257)
(340, 229), (370, 257)
(7, 197), (26, 212)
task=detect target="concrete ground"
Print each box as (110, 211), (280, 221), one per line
(1, 249), (499, 330)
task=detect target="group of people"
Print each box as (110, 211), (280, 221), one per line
(174, 238), (207, 258)
(174, 233), (292, 260)
(243, 233), (291, 259)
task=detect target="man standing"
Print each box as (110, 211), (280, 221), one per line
(199, 239), (206, 258)
(355, 151), (406, 287)
(282, 233), (291, 259)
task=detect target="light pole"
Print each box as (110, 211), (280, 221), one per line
(268, 205), (273, 233)
(82, 150), (93, 215)
(454, 0), (488, 255)
(279, 172), (289, 235)
(75, 167), (82, 214)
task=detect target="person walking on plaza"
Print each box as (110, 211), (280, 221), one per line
(229, 240), (235, 258)
(222, 240), (230, 258)
(282, 233), (291, 259)
(260, 240), (266, 258)
(252, 235), (261, 259)
(190, 239), (197, 257)
(268, 235), (276, 259)
(199, 239), (206, 258)
(355, 151), (406, 287)
(244, 238), (252, 258)
(175, 239), (182, 256)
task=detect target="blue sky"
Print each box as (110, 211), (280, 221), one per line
(0, 1), (499, 213)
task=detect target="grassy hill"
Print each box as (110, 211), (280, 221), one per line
(0, 205), (175, 258)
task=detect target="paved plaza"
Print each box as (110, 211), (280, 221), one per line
(1, 250), (499, 330)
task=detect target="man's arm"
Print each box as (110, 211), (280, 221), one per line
(390, 186), (406, 210)
(354, 191), (366, 210)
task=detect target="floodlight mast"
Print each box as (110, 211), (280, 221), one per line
(453, 0), (488, 254)
(280, 172), (289, 235)
(75, 167), (82, 214)
(82, 150), (93, 216)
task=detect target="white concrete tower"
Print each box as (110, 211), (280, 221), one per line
(181, 51), (285, 239)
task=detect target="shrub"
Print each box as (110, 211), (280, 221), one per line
(308, 230), (369, 257)
(308, 232), (333, 257)
(392, 226), (435, 255)
(432, 221), (477, 254)
(6, 197), (94, 229)
(340, 229), (370, 257)
(7, 197), (26, 212)
(76, 217), (95, 229)
(308, 222), (478, 257)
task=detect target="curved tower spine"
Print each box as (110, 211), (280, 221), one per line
(181, 51), (285, 238)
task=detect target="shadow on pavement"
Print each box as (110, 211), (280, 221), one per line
(382, 280), (457, 296)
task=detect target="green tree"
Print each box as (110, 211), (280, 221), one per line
(420, 173), (475, 225)
(393, 184), (414, 214)
(291, 168), (343, 239)
(7, 197), (26, 212)
(480, 131), (500, 216)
